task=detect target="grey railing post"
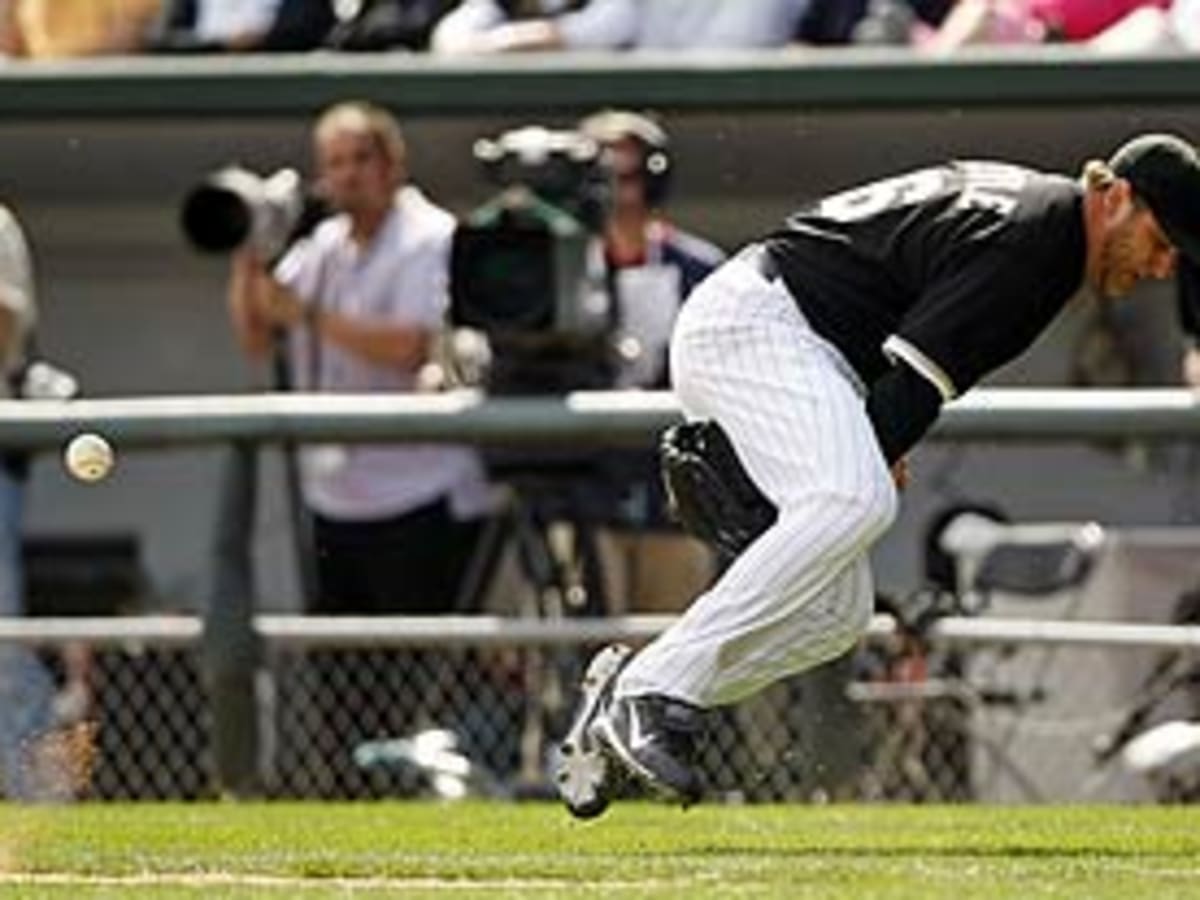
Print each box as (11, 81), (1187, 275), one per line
(203, 441), (261, 797)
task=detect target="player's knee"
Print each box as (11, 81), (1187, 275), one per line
(792, 580), (875, 668)
(864, 478), (899, 541)
(822, 481), (897, 548)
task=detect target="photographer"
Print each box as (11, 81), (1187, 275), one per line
(228, 100), (491, 618)
(227, 101), (492, 796)
(577, 110), (725, 614)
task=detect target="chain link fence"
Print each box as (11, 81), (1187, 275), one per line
(5, 617), (1199, 804)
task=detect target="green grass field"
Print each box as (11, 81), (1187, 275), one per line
(1, 802), (1198, 898)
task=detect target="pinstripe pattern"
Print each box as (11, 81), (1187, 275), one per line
(615, 257), (897, 707)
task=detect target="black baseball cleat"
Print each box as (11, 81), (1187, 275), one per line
(593, 693), (705, 806)
(555, 643), (634, 820)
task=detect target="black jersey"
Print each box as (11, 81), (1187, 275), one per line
(764, 162), (1087, 395)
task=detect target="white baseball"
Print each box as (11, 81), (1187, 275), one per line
(64, 432), (115, 483)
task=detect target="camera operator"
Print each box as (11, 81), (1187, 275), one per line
(577, 110), (726, 614)
(228, 100), (492, 618)
(227, 101), (493, 796)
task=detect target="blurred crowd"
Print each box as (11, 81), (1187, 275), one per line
(0, 0), (1198, 59)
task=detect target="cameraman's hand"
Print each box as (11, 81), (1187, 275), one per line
(229, 249), (273, 358)
(232, 248), (304, 329)
(257, 279), (305, 329)
(232, 246), (268, 276)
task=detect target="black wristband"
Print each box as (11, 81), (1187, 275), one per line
(865, 362), (943, 465)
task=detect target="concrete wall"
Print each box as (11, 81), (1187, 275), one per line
(10, 103), (1200, 613)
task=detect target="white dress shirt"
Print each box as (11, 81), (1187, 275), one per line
(276, 186), (491, 522)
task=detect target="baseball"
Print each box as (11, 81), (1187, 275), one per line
(64, 432), (115, 483)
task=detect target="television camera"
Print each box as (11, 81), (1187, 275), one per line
(449, 125), (618, 395)
(450, 126), (629, 618)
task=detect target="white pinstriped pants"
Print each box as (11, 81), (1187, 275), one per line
(614, 254), (898, 708)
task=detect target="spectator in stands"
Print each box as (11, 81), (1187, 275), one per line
(576, 110), (724, 614)
(919, 0), (1173, 52)
(0, 203), (63, 801)
(1026, 0), (1173, 42)
(1172, 0), (1200, 46)
(324, 0), (461, 52)
(431, 0), (584, 53)
(797, 0), (952, 46)
(0, 0), (161, 57)
(1084, 0), (1198, 54)
(152, 0), (334, 52)
(430, 0), (810, 53)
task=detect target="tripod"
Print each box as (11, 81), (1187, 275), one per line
(458, 466), (610, 619)
(456, 456), (614, 792)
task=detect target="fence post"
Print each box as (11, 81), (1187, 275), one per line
(203, 441), (261, 797)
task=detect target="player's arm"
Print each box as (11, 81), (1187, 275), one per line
(866, 245), (1036, 464)
(865, 350), (947, 465)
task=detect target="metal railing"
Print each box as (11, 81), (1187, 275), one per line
(1, 387), (1199, 450)
(6, 613), (1200, 650)
(5, 613), (1200, 803)
(4, 386), (1200, 802)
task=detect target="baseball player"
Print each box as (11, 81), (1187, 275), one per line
(556, 133), (1200, 818)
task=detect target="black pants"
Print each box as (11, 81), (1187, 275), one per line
(311, 497), (484, 615)
(284, 498), (487, 798)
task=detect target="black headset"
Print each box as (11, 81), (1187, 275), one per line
(576, 109), (673, 208)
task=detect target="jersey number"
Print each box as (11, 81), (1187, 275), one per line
(817, 163), (1027, 223)
(955, 162), (1024, 218)
(818, 170), (944, 223)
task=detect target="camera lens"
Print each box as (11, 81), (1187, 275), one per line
(181, 185), (252, 253)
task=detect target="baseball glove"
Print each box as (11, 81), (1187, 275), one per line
(659, 420), (777, 562)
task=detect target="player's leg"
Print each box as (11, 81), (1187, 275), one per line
(593, 547), (878, 804)
(554, 642), (634, 818)
(593, 254), (896, 801)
